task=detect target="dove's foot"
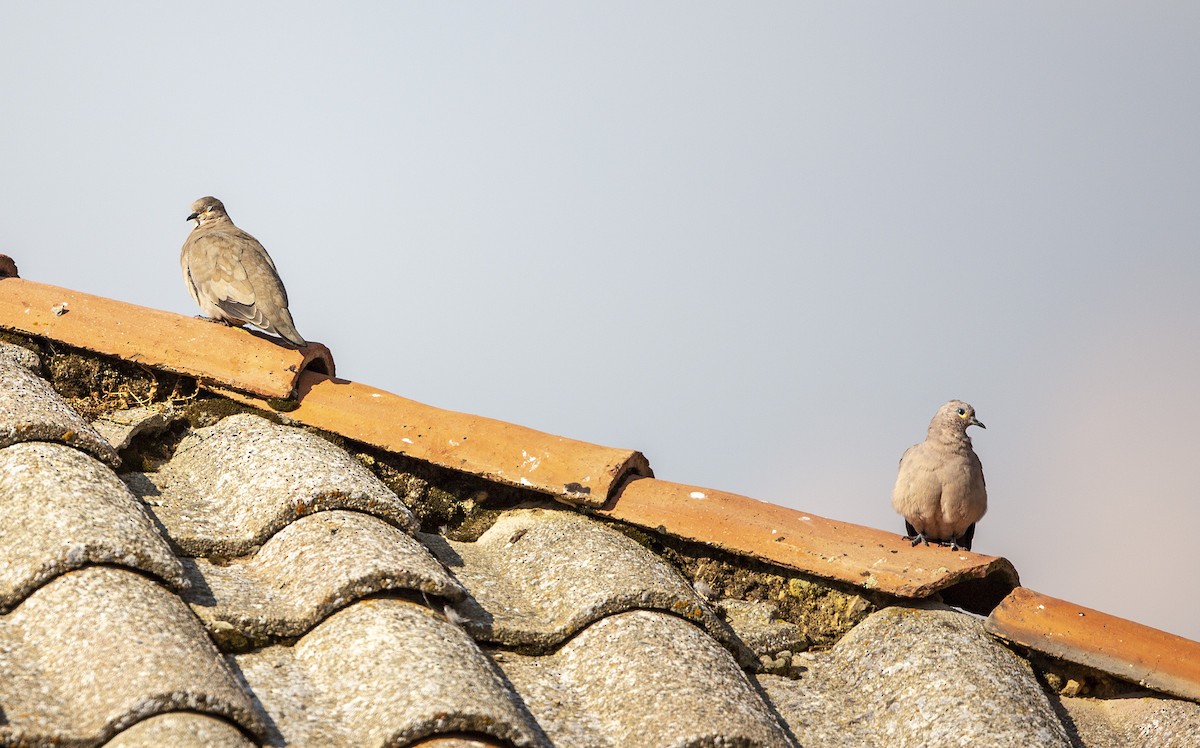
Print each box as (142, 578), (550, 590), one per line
(904, 533), (929, 547)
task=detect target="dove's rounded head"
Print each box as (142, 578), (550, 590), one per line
(187, 196), (228, 224)
(931, 400), (985, 433)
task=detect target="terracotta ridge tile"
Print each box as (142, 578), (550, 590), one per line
(599, 477), (1019, 614)
(985, 586), (1200, 703)
(215, 371), (653, 506)
(0, 277), (333, 399)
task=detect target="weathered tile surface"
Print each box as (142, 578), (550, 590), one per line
(0, 339), (40, 371)
(761, 604), (1072, 748)
(92, 404), (178, 452)
(133, 412), (417, 556)
(426, 508), (737, 655)
(0, 566), (265, 744)
(496, 610), (793, 747)
(104, 713), (256, 748)
(186, 509), (465, 644)
(0, 355), (118, 464)
(1059, 695), (1200, 748)
(235, 598), (546, 747)
(0, 441), (187, 610)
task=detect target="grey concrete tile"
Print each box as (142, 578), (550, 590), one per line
(0, 339), (40, 372)
(92, 405), (178, 452)
(0, 567), (265, 744)
(760, 604), (1073, 748)
(0, 356), (118, 465)
(103, 713), (256, 747)
(0, 441), (187, 611)
(235, 598), (547, 747)
(186, 510), (466, 646)
(426, 509), (738, 655)
(1059, 695), (1200, 748)
(132, 413), (417, 556)
(495, 610), (793, 748)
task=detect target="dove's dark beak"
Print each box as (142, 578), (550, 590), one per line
(970, 416), (986, 429)
(187, 212), (200, 222)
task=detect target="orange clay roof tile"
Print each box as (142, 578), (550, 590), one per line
(0, 278), (333, 399)
(985, 587), (1200, 702)
(214, 371), (652, 507)
(600, 477), (1019, 614)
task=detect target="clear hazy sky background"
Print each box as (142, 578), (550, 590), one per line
(2, 4), (1197, 640)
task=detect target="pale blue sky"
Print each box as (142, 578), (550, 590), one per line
(2, 3), (1197, 640)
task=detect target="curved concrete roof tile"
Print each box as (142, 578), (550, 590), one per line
(761, 605), (1072, 747)
(427, 509), (739, 656)
(0, 356), (118, 465)
(0, 339), (40, 371)
(135, 412), (417, 556)
(186, 510), (466, 645)
(0, 442), (188, 611)
(104, 713), (256, 748)
(0, 567), (265, 744)
(235, 598), (546, 747)
(495, 610), (792, 747)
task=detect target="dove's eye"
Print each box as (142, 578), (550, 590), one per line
(956, 408), (966, 416)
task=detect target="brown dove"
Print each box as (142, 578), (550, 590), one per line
(180, 197), (306, 347)
(891, 400), (987, 551)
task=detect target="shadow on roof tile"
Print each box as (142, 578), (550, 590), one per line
(103, 713), (256, 748)
(0, 566), (265, 744)
(92, 405), (179, 453)
(0, 356), (119, 465)
(234, 598), (547, 747)
(0, 442), (188, 611)
(495, 610), (793, 747)
(185, 510), (466, 648)
(425, 508), (748, 661)
(131, 413), (418, 556)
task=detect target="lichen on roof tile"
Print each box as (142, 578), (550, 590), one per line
(186, 510), (466, 647)
(131, 412), (418, 556)
(234, 598), (546, 747)
(104, 713), (256, 748)
(0, 566), (265, 744)
(0, 441), (188, 611)
(425, 508), (739, 656)
(760, 604), (1072, 747)
(0, 356), (118, 465)
(495, 610), (793, 747)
